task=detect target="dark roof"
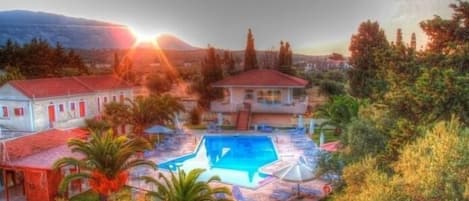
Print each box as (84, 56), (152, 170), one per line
(7, 75), (132, 98)
(212, 69), (308, 87)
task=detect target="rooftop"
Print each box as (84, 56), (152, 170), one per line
(0, 128), (88, 169)
(212, 69), (308, 88)
(6, 75), (133, 99)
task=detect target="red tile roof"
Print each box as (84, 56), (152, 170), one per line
(0, 128), (88, 169)
(7, 75), (133, 98)
(9, 77), (93, 98)
(212, 69), (308, 87)
(74, 75), (133, 91)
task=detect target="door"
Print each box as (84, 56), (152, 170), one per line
(79, 101), (85, 117)
(24, 171), (48, 201)
(48, 105), (55, 128)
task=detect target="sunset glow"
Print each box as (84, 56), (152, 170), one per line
(129, 27), (161, 44)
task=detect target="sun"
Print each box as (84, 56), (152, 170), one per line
(129, 27), (161, 44)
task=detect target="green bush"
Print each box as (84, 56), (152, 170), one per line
(343, 119), (387, 160)
(319, 80), (345, 96)
(85, 118), (111, 132)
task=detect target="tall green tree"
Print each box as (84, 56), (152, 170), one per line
(410, 32), (417, 49)
(0, 38), (88, 78)
(278, 41), (294, 75)
(243, 28), (258, 71)
(348, 20), (389, 99)
(197, 45), (224, 107)
(0, 66), (24, 85)
(53, 130), (155, 201)
(142, 168), (232, 201)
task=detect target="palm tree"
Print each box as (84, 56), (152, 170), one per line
(53, 130), (156, 201)
(315, 95), (362, 134)
(103, 95), (184, 136)
(141, 168), (232, 201)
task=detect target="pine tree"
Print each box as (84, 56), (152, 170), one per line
(243, 28), (257, 71)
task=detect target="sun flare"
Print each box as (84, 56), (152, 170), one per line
(129, 27), (161, 44)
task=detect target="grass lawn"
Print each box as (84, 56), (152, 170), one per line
(310, 128), (341, 144)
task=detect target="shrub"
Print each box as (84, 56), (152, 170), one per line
(319, 80), (345, 96)
(85, 118), (111, 132)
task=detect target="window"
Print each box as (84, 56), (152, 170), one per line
(103, 97), (108, 104)
(119, 94), (125, 103)
(14, 108), (24, 116)
(257, 89), (281, 104)
(59, 104), (65, 112)
(70, 102), (76, 111)
(2, 106), (8, 117)
(244, 89), (254, 100)
(112, 96), (117, 102)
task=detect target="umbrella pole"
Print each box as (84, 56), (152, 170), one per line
(297, 183), (300, 198)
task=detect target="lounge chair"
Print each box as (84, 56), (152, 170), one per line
(270, 188), (293, 201)
(295, 186), (322, 197)
(258, 123), (274, 133)
(232, 185), (254, 201)
(215, 192), (226, 200)
(207, 122), (220, 133)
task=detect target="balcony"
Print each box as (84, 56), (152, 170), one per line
(210, 97), (308, 114)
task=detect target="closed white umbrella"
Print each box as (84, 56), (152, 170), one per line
(274, 161), (316, 198)
(217, 113), (223, 126)
(309, 119), (315, 135)
(297, 115), (304, 128)
(320, 131), (325, 146)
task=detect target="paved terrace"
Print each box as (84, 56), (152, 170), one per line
(128, 129), (328, 201)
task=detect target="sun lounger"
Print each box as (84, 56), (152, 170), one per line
(258, 123), (274, 133)
(270, 189), (293, 201)
(294, 186), (322, 197)
(232, 185), (254, 201)
(215, 192), (226, 200)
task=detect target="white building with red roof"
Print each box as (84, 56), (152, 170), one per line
(210, 69), (308, 129)
(0, 75), (133, 132)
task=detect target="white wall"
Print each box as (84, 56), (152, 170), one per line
(0, 84), (33, 131)
(0, 83), (134, 132)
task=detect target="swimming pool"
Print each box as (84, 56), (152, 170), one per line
(159, 135), (278, 188)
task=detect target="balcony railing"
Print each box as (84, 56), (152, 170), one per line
(210, 97), (308, 114)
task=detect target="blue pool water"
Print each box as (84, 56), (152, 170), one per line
(159, 135), (278, 188)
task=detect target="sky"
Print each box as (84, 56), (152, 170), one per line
(0, 0), (456, 55)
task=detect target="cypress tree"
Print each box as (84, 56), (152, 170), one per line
(243, 28), (257, 71)
(278, 41), (285, 70)
(199, 45), (224, 107)
(410, 32), (417, 49)
(396, 28), (403, 47)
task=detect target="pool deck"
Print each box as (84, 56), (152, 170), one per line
(128, 130), (328, 201)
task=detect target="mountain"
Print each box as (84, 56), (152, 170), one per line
(0, 10), (197, 50)
(156, 34), (199, 51)
(0, 10), (135, 49)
